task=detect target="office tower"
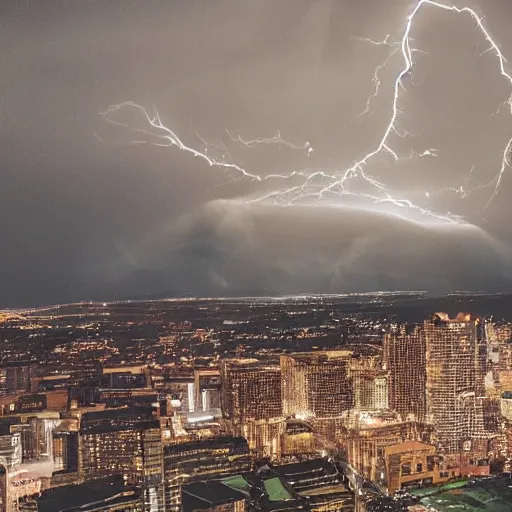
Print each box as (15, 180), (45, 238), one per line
(351, 357), (389, 411)
(353, 371), (389, 411)
(52, 429), (79, 474)
(0, 362), (32, 396)
(0, 425), (22, 470)
(384, 325), (427, 422)
(241, 418), (284, 459)
(166, 379), (195, 413)
(79, 406), (163, 511)
(343, 414), (434, 485)
(281, 351), (354, 419)
(195, 369), (221, 412)
(220, 360), (282, 457)
(220, 359), (282, 424)
(424, 313), (487, 454)
(17, 419), (42, 463)
(163, 436), (251, 511)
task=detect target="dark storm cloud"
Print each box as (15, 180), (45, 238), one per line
(91, 200), (512, 299)
(1, 0), (512, 306)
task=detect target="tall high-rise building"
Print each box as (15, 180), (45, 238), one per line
(220, 359), (282, 424)
(195, 369), (221, 413)
(0, 422), (22, 470)
(384, 325), (427, 422)
(163, 436), (251, 511)
(281, 351), (354, 419)
(0, 363), (32, 396)
(52, 430), (79, 474)
(353, 371), (389, 411)
(79, 406), (163, 511)
(352, 356), (389, 411)
(424, 313), (487, 454)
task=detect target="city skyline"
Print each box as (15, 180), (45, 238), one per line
(1, 298), (512, 510)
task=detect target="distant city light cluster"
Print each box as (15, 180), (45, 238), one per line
(1, 294), (512, 511)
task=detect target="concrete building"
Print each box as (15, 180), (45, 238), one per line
(79, 406), (163, 511)
(340, 411), (434, 486)
(220, 359), (282, 425)
(424, 313), (487, 455)
(163, 436), (251, 512)
(281, 351), (354, 419)
(0, 363), (32, 397)
(384, 325), (426, 422)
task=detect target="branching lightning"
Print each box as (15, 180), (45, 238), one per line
(226, 129), (313, 155)
(100, 102), (262, 182)
(101, 0), (512, 224)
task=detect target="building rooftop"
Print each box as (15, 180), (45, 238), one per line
(221, 474), (251, 495)
(414, 476), (512, 511)
(263, 477), (294, 501)
(164, 435), (249, 455)
(80, 405), (159, 433)
(283, 350), (353, 361)
(182, 480), (247, 511)
(272, 458), (338, 480)
(384, 440), (435, 456)
(432, 312), (474, 323)
(36, 475), (141, 512)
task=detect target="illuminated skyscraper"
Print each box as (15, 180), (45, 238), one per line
(195, 369), (221, 413)
(79, 406), (163, 511)
(0, 363), (32, 396)
(281, 351), (353, 419)
(352, 356), (389, 411)
(220, 359), (282, 424)
(163, 436), (250, 511)
(220, 360), (283, 457)
(424, 313), (487, 454)
(384, 325), (427, 422)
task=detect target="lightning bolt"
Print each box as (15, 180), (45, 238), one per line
(100, 102), (262, 182)
(101, 0), (512, 225)
(226, 129), (313, 155)
(399, 1), (512, 211)
(352, 44), (401, 120)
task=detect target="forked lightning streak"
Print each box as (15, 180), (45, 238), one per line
(101, 0), (512, 224)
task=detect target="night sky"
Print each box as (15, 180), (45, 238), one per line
(3, 0), (512, 307)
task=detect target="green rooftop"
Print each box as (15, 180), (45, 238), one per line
(412, 478), (468, 497)
(221, 475), (251, 496)
(416, 477), (512, 511)
(263, 477), (293, 502)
